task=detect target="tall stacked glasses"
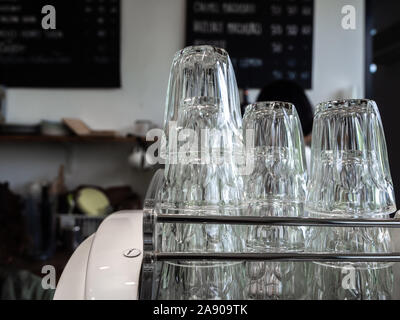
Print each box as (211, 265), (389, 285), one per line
(156, 46), (247, 299)
(305, 99), (396, 299)
(145, 47), (398, 300)
(243, 102), (308, 299)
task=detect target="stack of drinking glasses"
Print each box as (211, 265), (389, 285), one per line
(155, 46), (247, 299)
(304, 99), (397, 299)
(242, 102), (308, 299)
(144, 45), (398, 300)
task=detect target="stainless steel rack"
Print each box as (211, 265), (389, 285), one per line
(155, 214), (400, 228)
(139, 212), (400, 300)
(146, 252), (400, 263)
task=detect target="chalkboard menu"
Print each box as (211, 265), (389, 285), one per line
(186, 0), (314, 89)
(0, 0), (120, 88)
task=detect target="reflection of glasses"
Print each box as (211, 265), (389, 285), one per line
(143, 169), (164, 213)
(245, 262), (307, 300)
(157, 261), (246, 300)
(306, 99), (396, 217)
(307, 261), (394, 300)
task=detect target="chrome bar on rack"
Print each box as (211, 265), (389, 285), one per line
(146, 252), (400, 263)
(156, 214), (400, 228)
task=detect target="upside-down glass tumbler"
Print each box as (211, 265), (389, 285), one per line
(243, 102), (307, 252)
(306, 99), (396, 217)
(158, 46), (245, 215)
(243, 101), (307, 205)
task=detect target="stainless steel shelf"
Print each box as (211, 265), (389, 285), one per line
(155, 214), (400, 228)
(146, 252), (400, 263)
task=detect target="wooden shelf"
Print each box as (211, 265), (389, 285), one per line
(0, 134), (147, 144)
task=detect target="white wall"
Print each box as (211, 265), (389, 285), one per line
(0, 0), (365, 195)
(308, 0), (365, 103)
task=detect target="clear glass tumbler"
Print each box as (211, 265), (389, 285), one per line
(243, 102), (307, 205)
(242, 102), (307, 252)
(163, 46), (242, 143)
(306, 99), (396, 217)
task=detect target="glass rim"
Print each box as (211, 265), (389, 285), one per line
(244, 101), (296, 115)
(315, 99), (378, 114)
(174, 45), (229, 61)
